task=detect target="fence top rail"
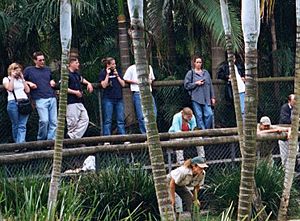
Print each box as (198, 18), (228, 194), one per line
(0, 127), (238, 151)
(0, 76), (294, 90)
(0, 132), (290, 164)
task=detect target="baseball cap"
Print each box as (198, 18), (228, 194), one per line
(191, 156), (208, 168)
(260, 116), (271, 126)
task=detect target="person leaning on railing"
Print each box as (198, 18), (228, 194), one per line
(257, 116), (291, 166)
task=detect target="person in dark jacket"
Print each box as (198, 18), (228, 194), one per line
(217, 55), (245, 118)
(279, 94), (295, 124)
(278, 94), (298, 168)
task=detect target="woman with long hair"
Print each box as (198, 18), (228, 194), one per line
(184, 55), (215, 129)
(168, 156), (208, 219)
(98, 57), (126, 138)
(3, 63), (30, 143)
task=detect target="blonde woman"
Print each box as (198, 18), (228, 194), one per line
(2, 63), (30, 143)
(167, 156), (208, 219)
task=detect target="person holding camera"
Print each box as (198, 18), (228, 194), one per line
(98, 57), (126, 137)
(2, 63), (30, 143)
(184, 55), (215, 130)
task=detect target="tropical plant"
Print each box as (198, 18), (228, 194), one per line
(206, 162), (300, 219)
(78, 161), (159, 220)
(147, 0), (243, 74)
(0, 175), (97, 220)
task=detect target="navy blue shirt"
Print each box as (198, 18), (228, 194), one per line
(24, 66), (56, 100)
(98, 69), (123, 99)
(68, 71), (84, 104)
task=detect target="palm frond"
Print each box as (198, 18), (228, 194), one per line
(184, 0), (243, 51)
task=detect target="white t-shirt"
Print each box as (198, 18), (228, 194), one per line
(234, 65), (245, 93)
(2, 77), (28, 101)
(123, 64), (155, 92)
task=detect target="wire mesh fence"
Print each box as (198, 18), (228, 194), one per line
(0, 77), (297, 177)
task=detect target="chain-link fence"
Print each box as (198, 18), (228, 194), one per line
(0, 77), (297, 178)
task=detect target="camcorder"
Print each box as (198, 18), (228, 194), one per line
(109, 68), (117, 76)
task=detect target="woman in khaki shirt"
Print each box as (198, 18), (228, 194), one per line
(167, 156), (208, 218)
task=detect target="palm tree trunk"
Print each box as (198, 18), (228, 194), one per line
(277, 1), (300, 219)
(47, 0), (71, 217)
(238, 1), (260, 220)
(220, 0), (244, 145)
(117, 0), (136, 127)
(166, 0), (176, 74)
(127, 1), (175, 220)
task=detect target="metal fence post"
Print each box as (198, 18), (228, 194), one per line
(96, 88), (102, 172)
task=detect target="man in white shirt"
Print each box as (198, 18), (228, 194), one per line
(124, 64), (157, 134)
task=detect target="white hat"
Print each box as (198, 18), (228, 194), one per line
(260, 116), (271, 126)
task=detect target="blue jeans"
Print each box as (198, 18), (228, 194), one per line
(192, 101), (213, 129)
(133, 92), (157, 134)
(7, 100), (29, 143)
(239, 92), (245, 118)
(102, 98), (125, 135)
(35, 97), (57, 140)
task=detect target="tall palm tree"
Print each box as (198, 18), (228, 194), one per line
(219, 0), (243, 148)
(221, 2), (268, 219)
(277, 1), (300, 219)
(127, 0), (175, 220)
(47, 0), (71, 217)
(238, 0), (260, 220)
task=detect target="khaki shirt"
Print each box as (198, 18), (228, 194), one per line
(167, 166), (205, 187)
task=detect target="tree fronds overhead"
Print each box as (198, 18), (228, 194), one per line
(182, 0), (243, 51)
(147, 0), (168, 42)
(261, 0), (276, 21)
(148, 0), (243, 56)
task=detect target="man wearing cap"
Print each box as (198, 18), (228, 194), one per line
(167, 156), (208, 220)
(257, 116), (290, 166)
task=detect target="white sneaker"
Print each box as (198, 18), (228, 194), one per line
(104, 142), (110, 145)
(124, 141), (130, 145)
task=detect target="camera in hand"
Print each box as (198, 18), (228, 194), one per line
(109, 68), (116, 75)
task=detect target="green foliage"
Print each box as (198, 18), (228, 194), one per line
(206, 162), (300, 219)
(78, 160), (159, 220)
(0, 174), (98, 220)
(0, 160), (159, 220)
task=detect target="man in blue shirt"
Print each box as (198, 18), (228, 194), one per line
(66, 57), (93, 139)
(24, 51), (57, 140)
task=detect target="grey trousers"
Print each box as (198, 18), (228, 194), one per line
(67, 103), (89, 139)
(175, 185), (194, 212)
